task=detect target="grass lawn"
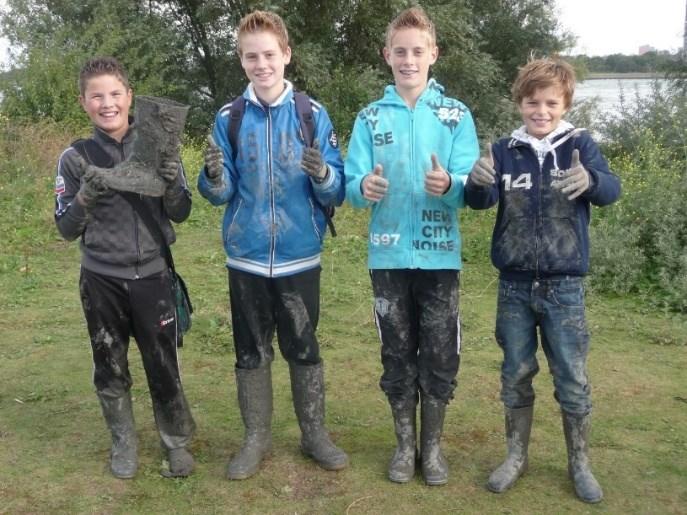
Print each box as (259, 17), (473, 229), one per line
(0, 131), (685, 514)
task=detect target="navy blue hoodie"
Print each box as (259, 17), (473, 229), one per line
(464, 125), (621, 280)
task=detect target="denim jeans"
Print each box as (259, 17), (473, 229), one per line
(495, 276), (591, 415)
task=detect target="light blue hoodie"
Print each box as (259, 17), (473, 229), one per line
(345, 79), (479, 270)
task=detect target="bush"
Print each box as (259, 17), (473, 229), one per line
(589, 85), (687, 312)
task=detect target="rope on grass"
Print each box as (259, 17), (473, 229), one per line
(345, 495), (374, 514)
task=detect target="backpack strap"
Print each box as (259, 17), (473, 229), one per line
(293, 91), (315, 147)
(227, 96), (246, 161)
(71, 138), (115, 168)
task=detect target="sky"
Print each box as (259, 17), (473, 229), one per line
(0, 0), (686, 66)
(557, 0), (685, 56)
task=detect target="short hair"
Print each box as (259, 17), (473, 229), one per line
(78, 57), (130, 96)
(512, 57), (576, 109)
(385, 6), (436, 48)
(237, 10), (289, 54)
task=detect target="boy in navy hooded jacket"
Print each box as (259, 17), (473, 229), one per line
(465, 57), (621, 504)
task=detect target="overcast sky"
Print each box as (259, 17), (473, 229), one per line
(0, 1), (685, 66)
(558, 0), (685, 56)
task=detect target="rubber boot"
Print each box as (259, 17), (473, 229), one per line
(289, 362), (348, 470)
(98, 392), (138, 479)
(487, 405), (533, 493)
(562, 411), (603, 503)
(388, 399), (417, 483)
(420, 395), (449, 486)
(161, 447), (195, 478)
(95, 96), (189, 196)
(227, 365), (273, 480)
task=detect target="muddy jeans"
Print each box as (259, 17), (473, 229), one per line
(495, 276), (592, 415)
(371, 269), (460, 405)
(228, 267), (321, 369)
(79, 268), (196, 449)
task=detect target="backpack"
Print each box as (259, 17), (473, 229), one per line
(226, 92), (337, 237)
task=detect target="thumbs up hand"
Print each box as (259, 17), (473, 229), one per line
(424, 154), (451, 196)
(552, 149), (590, 200)
(362, 164), (388, 202)
(468, 142), (496, 187)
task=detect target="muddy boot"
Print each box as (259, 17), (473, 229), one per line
(96, 96), (189, 196)
(289, 362), (348, 471)
(562, 411), (603, 503)
(227, 365), (273, 480)
(161, 447), (195, 478)
(487, 405), (533, 493)
(388, 399), (417, 483)
(98, 392), (138, 479)
(420, 395), (448, 486)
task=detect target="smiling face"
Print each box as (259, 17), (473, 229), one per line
(517, 85), (569, 139)
(79, 74), (132, 142)
(383, 27), (437, 106)
(240, 30), (291, 104)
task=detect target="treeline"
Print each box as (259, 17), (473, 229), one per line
(0, 0), (571, 139)
(569, 51), (683, 76)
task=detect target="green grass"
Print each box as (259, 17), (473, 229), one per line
(1, 124), (686, 514)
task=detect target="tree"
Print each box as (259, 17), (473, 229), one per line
(0, 0), (571, 139)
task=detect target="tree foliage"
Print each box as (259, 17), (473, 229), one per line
(0, 0), (572, 138)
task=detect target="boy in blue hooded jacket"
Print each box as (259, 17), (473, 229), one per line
(345, 6), (479, 486)
(464, 57), (621, 504)
(198, 10), (347, 479)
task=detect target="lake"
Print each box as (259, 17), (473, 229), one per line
(574, 78), (665, 117)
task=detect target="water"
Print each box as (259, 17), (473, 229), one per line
(574, 78), (664, 117)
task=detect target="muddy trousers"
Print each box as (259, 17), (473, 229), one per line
(228, 267), (321, 369)
(79, 268), (195, 450)
(371, 269), (460, 405)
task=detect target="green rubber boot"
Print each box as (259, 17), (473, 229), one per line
(98, 392), (138, 479)
(487, 405), (533, 493)
(562, 411), (603, 503)
(388, 399), (417, 483)
(420, 395), (448, 486)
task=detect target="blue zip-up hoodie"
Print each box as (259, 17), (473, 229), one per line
(464, 123), (621, 280)
(345, 79), (479, 270)
(198, 81), (345, 277)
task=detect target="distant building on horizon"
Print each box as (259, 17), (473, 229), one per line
(638, 44), (657, 55)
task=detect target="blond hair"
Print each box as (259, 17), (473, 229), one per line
(237, 10), (289, 54)
(78, 56), (129, 95)
(512, 57), (576, 108)
(385, 6), (436, 48)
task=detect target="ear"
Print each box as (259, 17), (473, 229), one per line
(383, 47), (392, 66)
(283, 45), (292, 65)
(429, 45), (438, 65)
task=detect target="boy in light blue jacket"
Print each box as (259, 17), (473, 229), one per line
(345, 6), (478, 486)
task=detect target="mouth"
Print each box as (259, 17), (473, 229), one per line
(99, 111), (119, 119)
(399, 69), (417, 77)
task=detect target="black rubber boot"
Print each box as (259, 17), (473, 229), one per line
(388, 399), (417, 483)
(487, 405), (533, 493)
(92, 96), (189, 196)
(562, 411), (603, 503)
(289, 362), (348, 471)
(420, 395), (448, 486)
(98, 392), (138, 479)
(227, 365), (273, 480)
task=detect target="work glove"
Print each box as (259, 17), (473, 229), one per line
(158, 159), (180, 185)
(76, 157), (108, 208)
(469, 144), (496, 187)
(424, 154), (451, 196)
(552, 149), (590, 200)
(362, 164), (388, 202)
(204, 135), (224, 180)
(300, 138), (329, 183)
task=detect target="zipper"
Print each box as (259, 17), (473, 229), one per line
(266, 106), (276, 277)
(409, 107), (416, 268)
(118, 140), (141, 279)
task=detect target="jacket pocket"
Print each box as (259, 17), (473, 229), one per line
(540, 217), (583, 272)
(492, 218), (536, 270)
